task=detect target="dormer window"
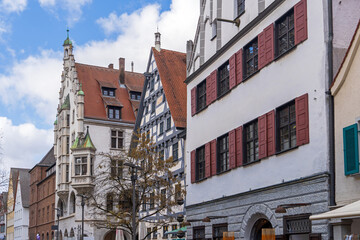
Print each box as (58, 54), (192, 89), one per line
(102, 87), (115, 97)
(130, 91), (141, 100)
(108, 106), (121, 120)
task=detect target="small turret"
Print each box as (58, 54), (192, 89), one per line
(155, 31), (161, 51)
(63, 29), (73, 59)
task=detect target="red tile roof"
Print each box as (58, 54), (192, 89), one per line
(75, 63), (145, 123)
(152, 48), (187, 128)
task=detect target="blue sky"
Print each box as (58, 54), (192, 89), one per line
(0, 0), (198, 172)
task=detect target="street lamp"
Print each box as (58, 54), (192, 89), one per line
(55, 207), (62, 240)
(124, 162), (142, 240)
(77, 194), (88, 240)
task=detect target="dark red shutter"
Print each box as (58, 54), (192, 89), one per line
(266, 110), (276, 156)
(191, 87), (197, 116)
(211, 70), (218, 102)
(294, 0), (308, 45)
(264, 23), (274, 66)
(235, 49), (243, 85)
(229, 129), (236, 169)
(235, 126), (243, 167)
(205, 142), (211, 178)
(258, 114), (267, 159)
(296, 93), (309, 146)
(191, 150), (196, 183)
(206, 74), (212, 106)
(229, 54), (236, 89)
(258, 31), (265, 70)
(210, 139), (217, 176)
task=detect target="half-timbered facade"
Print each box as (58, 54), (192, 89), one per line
(134, 33), (187, 240)
(185, 0), (360, 239)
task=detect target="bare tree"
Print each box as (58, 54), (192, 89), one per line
(88, 132), (185, 240)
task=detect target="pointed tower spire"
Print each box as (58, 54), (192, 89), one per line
(155, 31), (161, 52)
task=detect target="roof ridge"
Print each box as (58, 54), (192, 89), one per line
(152, 47), (186, 55)
(75, 62), (143, 75)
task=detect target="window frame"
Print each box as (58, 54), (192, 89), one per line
(159, 122), (164, 135)
(217, 61), (230, 97)
(276, 100), (297, 153)
(110, 159), (123, 179)
(212, 224), (228, 240)
(173, 142), (179, 161)
(74, 156), (87, 176)
(235, 0), (245, 19)
(243, 38), (259, 79)
(197, 80), (207, 112)
(111, 130), (124, 149)
(275, 9), (295, 57)
(193, 227), (205, 240)
(211, 20), (217, 40)
(102, 87), (116, 97)
(166, 117), (171, 131)
(108, 106), (122, 120)
(151, 101), (156, 114)
(196, 146), (205, 181)
(217, 134), (229, 174)
(244, 120), (259, 164)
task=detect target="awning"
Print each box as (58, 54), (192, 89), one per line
(310, 200), (360, 220)
(165, 227), (187, 235)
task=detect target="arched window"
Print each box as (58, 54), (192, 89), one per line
(46, 232), (49, 240)
(69, 192), (76, 214)
(57, 199), (64, 217)
(65, 49), (68, 58)
(70, 228), (75, 237)
(64, 229), (68, 237)
(106, 193), (114, 212)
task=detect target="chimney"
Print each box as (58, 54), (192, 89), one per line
(131, 61), (134, 72)
(108, 63), (113, 69)
(119, 58), (125, 84)
(155, 32), (161, 51)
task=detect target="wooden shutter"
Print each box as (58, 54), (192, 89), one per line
(294, 0), (308, 45)
(235, 49), (243, 85)
(264, 23), (274, 66)
(266, 110), (276, 156)
(191, 150), (196, 183)
(211, 70), (218, 102)
(205, 142), (211, 178)
(295, 93), (309, 146)
(236, 126), (243, 167)
(343, 124), (359, 175)
(206, 74), (212, 106)
(210, 139), (217, 176)
(258, 31), (266, 70)
(258, 114), (268, 159)
(191, 87), (197, 116)
(229, 54), (236, 89)
(229, 129), (236, 169)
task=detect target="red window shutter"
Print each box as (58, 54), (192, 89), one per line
(205, 142), (211, 178)
(191, 87), (197, 116)
(206, 74), (212, 106)
(235, 126), (243, 167)
(191, 150), (196, 183)
(258, 114), (267, 159)
(210, 139), (217, 176)
(264, 23), (274, 66)
(266, 110), (276, 156)
(235, 49), (243, 85)
(296, 93), (309, 146)
(229, 129), (236, 169)
(294, 0), (308, 45)
(211, 70), (218, 103)
(229, 54), (236, 89)
(258, 31), (265, 70)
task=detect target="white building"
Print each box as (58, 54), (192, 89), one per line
(54, 31), (144, 240)
(185, 0), (360, 239)
(14, 169), (30, 240)
(134, 33), (187, 240)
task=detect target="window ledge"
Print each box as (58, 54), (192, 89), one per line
(216, 168), (231, 176)
(234, 10), (245, 21)
(196, 105), (208, 115)
(211, 35), (217, 41)
(110, 148), (124, 151)
(242, 69), (260, 82)
(348, 171), (360, 177)
(276, 146), (298, 156)
(217, 89), (231, 101)
(273, 45), (297, 62)
(242, 159), (261, 167)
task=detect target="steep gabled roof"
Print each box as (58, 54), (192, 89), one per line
(152, 48), (187, 128)
(17, 169), (30, 208)
(29, 147), (56, 173)
(75, 63), (145, 123)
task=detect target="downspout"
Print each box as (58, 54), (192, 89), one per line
(327, 0), (335, 239)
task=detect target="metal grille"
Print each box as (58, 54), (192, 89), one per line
(285, 218), (311, 234)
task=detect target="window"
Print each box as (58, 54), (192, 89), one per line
(213, 225), (227, 240)
(160, 189), (166, 207)
(277, 101), (296, 151)
(152, 227), (158, 239)
(217, 134), (229, 173)
(149, 192), (155, 209)
(196, 146), (205, 181)
(197, 80), (206, 111)
(150, 79), (155, 92)
(166, 117), (171, 131)
(162, 226), (168, 239)
(159, 149), (165, 162)
(211, 20), (217, 39)
(147, 228), (152, 240)
(235, 0), (245, 17)
(159, 122), (164, 135)
(142, 195), (147, 211)
(173, 142), (178, 161)
(111, 130), (124, 149)
(145, 105), (149, 114)
(151, 101), (156, 113)
(106, 194), (113, 212)
(108, 106), (121, 120)
(72, 109), (75, 123)
(175, 184), (181, 202)
(244, 121), (259, 163)
(276, 9), (295, 56)
(90, 157), (94, 175)
(66, 136), (70, 154)
(218, 62), (230, 97)
(110, 159), (123, 179)
(130, 91), (141, 100)
(66, 164), (69, 182)
(102, 87), (115, 97)
(66, 114), (70, 127)
(284, 214), (311, 238)
(343, 124), (359, 175)
(75, 157), (87, 176)
(193, 227), (205, 240)
(244, 38), (258, 78)
(258, 0), (265, 13)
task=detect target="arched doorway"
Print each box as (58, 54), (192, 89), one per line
(104, 231), (116, 240)
(250, 218), (273, 240)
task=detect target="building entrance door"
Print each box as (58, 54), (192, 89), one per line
(250, 218), (273, 240)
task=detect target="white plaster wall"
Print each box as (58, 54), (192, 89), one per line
(186, 0), (329, 206)
(14, 181), (29, 240)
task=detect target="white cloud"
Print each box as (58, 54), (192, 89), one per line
(0, 117), (53, 171)
(38, 0), (92, 26)
(1, 0), (27, 13)
(0, 50), (62, 124)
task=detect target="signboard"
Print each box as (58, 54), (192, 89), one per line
(262, 229), (275, 240)
(51, 225), (58, 230)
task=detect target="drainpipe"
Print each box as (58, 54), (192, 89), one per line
(327, 0), (335, 239)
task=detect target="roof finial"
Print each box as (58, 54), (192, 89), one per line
(67, 28), (69, 38)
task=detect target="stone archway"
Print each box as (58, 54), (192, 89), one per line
(240, 204), (280, 239)
(104, 231), (116, 240)
(250, 218), (273, 240)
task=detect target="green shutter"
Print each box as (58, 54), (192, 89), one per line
(343, 124), (359, 175)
